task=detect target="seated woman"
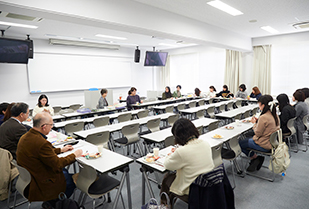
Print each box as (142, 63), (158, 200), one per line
(0, 102), (9, 126)
(162, 86), (172, 100)
(126, 87), (142, 111)
(293, 89), (309, 144)
(235, 84), (248, 99)
(206, 86), (216, 98)
(33, 94), (54, 117)
(194, 88), (201, 97)
(97, 88), (109, 109)
(216, 85), (233, 98)
(250, 86), (262, 100)
(173, 85), (182, 98)
(239, 95), (280, 172)
(161, 118), (214, 204)
(277, 94), (296, 135)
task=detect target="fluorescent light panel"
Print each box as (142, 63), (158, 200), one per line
(207, 0), (243, 16)
(95, 34), (127, 40)
(0, 21), (38, 29)
(261, 26), (279, 34)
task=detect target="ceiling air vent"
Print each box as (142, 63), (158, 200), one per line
(49, 39), (120, 50)
(0, 12), (43, 22)
(292, 21), (309, 29)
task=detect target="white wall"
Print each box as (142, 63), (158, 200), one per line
(0, 39), (153, 108)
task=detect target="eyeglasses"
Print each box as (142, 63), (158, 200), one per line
(41, 123), (54, 127)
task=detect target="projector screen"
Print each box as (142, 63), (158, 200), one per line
(27, 53), (132, 93)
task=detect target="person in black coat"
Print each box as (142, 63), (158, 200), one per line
(276, 94), (296, 134)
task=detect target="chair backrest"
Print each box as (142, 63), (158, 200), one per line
(196, 126), (203, 135)
(302, 114), (309, 130)
(29, 109), (33, 117)
(287, 117), (297, 135)
(165, 106), (174, 113)
(206, 106), (215, 117)
(75, 163), (97, 195)
(208, 121), (219, 131)
(164, 136), (175, 147)
(177, 104), (185, 111)
(59, 109), (74, 115)
(93, 116), (109, 127)
(198, 100), (204, 106)
(137, 110), (149, 119)
(196, 109), (205, 119)
(85, 131), (110, 149)
(146, 118), (161, 132)
(219, 104), (225, 112)
(235, 100), (242, 108)
(228, 136), (241, 158)
(211, 144), (223, 168)
(53, 106), (62, 115)
(69, 104), (81, 111)
(234, 113), (242, 120)
(121, 123), (140, 144)
(243, 110), (251, 118)
(188, 101), (196, 108)
(64, 121), (85, 136)
(269, 130), (279, 148)
(168, 114), (179, 127)
(252, 107), (258, 116)
(208, 98), (214, 104)
(117, 112), (132, 123)
(11, 161), (31, 199)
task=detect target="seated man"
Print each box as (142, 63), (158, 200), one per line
(0, 102), (29, 159)
(17, 112), (82, 208)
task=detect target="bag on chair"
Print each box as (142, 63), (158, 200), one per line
(141, 192), (170, 209)
(269, 130), (290, 174)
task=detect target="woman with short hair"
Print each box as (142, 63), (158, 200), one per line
(126, 87), (142, 111)
(32, 94), (54, 117)
(235, 84), (248, 99)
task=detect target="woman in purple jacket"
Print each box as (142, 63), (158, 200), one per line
(126, 87), (142, 110)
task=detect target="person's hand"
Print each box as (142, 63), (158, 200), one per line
(61, 145), (74, 153)
(74, 149), (83, 158)
(43, 109), (50, 113)
(251, 117), (257, 124)
(141, 100), (144, 104)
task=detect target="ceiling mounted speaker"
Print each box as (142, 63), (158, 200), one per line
(134, 47), (140, 63)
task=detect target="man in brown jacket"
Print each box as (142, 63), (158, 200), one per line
(16, 112), (82, 208)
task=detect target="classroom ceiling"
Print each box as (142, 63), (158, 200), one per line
(133, 0), (309, 38)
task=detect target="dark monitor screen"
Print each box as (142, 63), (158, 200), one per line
(0, 38), (30, 64)
(144, 51), (168, 66)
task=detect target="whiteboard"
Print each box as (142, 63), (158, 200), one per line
(27, 53), (132, 93)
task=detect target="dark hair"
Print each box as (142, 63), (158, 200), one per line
(128, 87), (137, 95)
(0, 102), (9, 115)
(301, 88), (309, 99)
(276, 94), (290, 112)
(195, 88), (201, 96)
(252, 86), (261, 95)
(171, 118), (199, 146)
(165, 86), (172, 98)
(3, 103), (16, 122)
(176, 85), (182, 89)
(223, 85), (228, 91)
(209, 86), (216, 92)
(100, 88), (108, 95)
(11, 103), (29, 117)
(293, 89), (305, 102)
(239, 84), (246, 91)
(258, 95), (279, 126)
(37, 94), (49, 107)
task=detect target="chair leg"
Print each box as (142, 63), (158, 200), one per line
(230, 160), (236, 189)
(28, 202), (31, 209)
(137, 142), (144, 156)
(107, 192), (112, 202)
(93, 198), (96, 209)
(120, 192), (126, 209)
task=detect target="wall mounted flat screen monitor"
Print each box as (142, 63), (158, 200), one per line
(144, 51), (168, 66)
(0, 38), (30, 64)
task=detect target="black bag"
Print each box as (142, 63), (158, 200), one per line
(55, 193), (84, 209)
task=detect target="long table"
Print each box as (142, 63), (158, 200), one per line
(60, 106), (126, 119)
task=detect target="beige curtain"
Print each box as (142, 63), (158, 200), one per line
(159, 55), (170, 90)
(252, 45), (272, 95)
(224, 50), (242, 94)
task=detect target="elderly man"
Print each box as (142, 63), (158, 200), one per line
(0, 102), (29, 159)
(17, 112), (82, 208)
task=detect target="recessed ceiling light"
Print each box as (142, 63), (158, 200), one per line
(0, 21), (38, 29)
(159, 43), (178, 47)
(261, 26), (279, 34)
(207, 0), (243, 16)
(95, 34), (127, 40)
